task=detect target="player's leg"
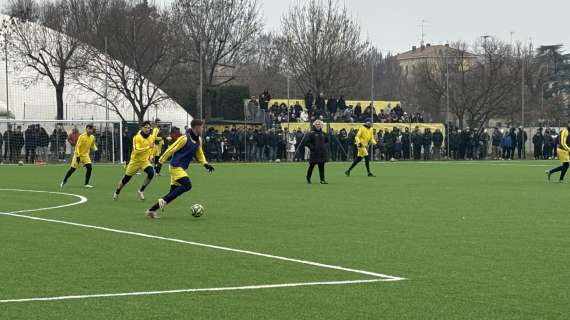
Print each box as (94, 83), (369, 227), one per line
(138, 165), (155, 200)
(114, 175), (133, 199)
(365, 155), (375, 177)
(318, 162), (327, 184)
(306, 162), (316, 184)
(114, 162), (140, 199)
(84, 163), (93, 187)
(61, 157), (79, 187)
(345, 156), (362, 176)
(547, 149), (569, 182)
(147, 177), (192, 217)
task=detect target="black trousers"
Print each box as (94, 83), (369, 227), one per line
(307, 162), (325, 181)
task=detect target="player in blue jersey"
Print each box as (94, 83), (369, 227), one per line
(146, 119), (215, 218)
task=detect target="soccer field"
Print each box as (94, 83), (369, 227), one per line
(1, 161), (568, 319)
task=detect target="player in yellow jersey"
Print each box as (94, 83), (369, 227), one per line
(60, 124), (98, 188)
(114, 120), (160, 200)
(146, 119), (215, 219)
(546, 121), (570, 182)
(345, 121), (377, 177)
(153, 134), (165, 176)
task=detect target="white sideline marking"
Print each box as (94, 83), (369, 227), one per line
(0, 210), (405, 281)
(0, 189), (88, 214)
(0, 279), (397, 304)
(0, 189), (405, 303)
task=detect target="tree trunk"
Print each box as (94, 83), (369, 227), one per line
(56, 86), (65, 120)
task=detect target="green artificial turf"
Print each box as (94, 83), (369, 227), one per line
(0, 161), (569, 319)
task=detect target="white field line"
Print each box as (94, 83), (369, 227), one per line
(0, 189), (88, 214)
(0, 190), (405, 303)
(0, 210), (405, 281)
(0, 279), (398, 304)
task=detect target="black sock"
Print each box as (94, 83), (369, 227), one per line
(561, 163), (569, 181)
(63, 167), (76, 183)
(365, 156), (371, 173)
(550, 166), (564, 174)
(348, 157), (362, 171)
(85, 164), (92, 185)
(116, 175), (133, 194)
(140, 167), (155, 192)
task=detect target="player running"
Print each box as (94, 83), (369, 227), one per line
(114, 120), (160, 200)
(345, 120), (377, 177)
(146, 119), (215, 219)
(60, 124), (98, 188)
(546, 121), (570, 183)
(153, 132), (165, 176)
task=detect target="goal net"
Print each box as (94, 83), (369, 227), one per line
(0, 120), (124, 165)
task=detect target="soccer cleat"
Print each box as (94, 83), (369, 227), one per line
(344, 170), (350, 177)
(158, 198), (167, 211)
(60, 181), (65, 189)
(113, 192), (119, 201)
(84, 184), (94, 189)
(545, 170), (552, 182)
(146, 210), (158, 219)
(138, 190), (145, 200)
(306, 176), (311, 184)
(368, 173), (376, 177)
(320, 180), (328, 185)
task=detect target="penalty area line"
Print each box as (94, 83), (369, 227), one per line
(0, 279), (394, 304)
(0, 211), (406, 281)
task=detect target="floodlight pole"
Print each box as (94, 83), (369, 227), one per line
(4, 29), (8, 117)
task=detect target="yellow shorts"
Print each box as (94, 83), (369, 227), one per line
(125, 161), (153, 176)
(557, 148), (569, 163)
(169, 166), (188, 186)
(357, 146), (369, 158)
(70, 155), (92, 169)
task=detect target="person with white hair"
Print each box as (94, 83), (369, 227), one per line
(305, 120), (328, 184)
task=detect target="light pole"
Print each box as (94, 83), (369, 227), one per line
(3, 22), (9, 118)
(198, 39), (204, 120)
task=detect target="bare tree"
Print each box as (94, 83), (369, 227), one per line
(281, 0), (370, 96)
(405, 39), (521, 130)
(173, 0), (262, 119)
(75, 0), (185, 123)
(5, 0), (87, 120)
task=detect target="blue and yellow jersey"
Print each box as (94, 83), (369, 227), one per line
(558, 128), (570, 152)
(73, 133), (97, 157)
(130, 128), (159, 162)
(159, 132), (207, 169)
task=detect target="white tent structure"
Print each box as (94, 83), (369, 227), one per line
(0, 14), (192, 128)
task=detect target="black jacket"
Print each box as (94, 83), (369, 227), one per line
(433, 132), (444, 147)
(306, 128), (328, 163)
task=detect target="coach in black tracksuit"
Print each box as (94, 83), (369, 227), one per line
(306, 120), (329, 184)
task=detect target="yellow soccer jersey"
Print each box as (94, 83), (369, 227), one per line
(130, 128), (159, 162)
(154, 136), (164, 157)
(73, 133), (97, 157)
(355, 126), (377, 147)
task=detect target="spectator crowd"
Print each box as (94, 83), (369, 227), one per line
(0, 123), (561, 164)
(247, 89), (425, 127)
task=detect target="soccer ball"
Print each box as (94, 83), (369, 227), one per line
(17, 160), (24, 166)
(190, 204), (204, 218)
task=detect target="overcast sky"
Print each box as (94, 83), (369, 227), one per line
(158, 0), (569, 54)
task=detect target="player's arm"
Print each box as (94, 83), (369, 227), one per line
(354, 129), (363, 147)
(196, 138), (215, 172)
(159, 135), (187, 164)
(561, 129), (570, 151)
(90, 137), (98, 152)
(370, 131), (377, 146)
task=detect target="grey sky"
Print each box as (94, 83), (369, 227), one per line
(159, 0), (569, 54)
